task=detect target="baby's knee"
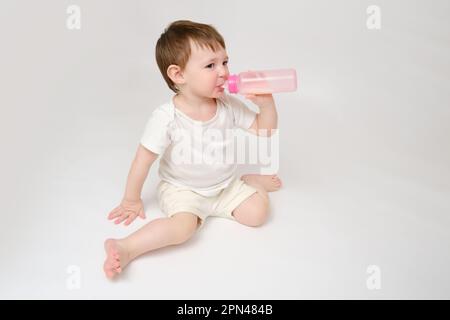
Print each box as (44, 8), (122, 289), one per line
(248, 209), (268, 227)
(170, 212), (199, 244)
(246, 197), (270, 227)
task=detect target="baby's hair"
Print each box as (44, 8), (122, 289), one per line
(155, 20), (226, 93)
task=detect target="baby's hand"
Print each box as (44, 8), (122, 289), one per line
(244, 93), (275, 108)
(107, 198), (146, 226)
(242, 70), (275, 108)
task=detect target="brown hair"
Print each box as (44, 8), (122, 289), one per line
(155, 20), (226, 93)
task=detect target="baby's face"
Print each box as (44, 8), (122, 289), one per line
(182, 40), (229, 99)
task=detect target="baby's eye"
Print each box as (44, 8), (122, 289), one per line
(206, 61), (228, 69)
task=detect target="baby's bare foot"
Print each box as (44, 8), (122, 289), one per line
(241, 174), (282, 192)
(103, 239), (130, 279)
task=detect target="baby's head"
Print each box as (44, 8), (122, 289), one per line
(155, 20), (230, 99)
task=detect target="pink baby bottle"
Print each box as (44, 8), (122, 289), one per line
(223, 68), (297, 94)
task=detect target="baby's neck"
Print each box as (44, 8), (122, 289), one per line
(174, 92), (216, 114)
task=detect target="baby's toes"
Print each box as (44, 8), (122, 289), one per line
(111, 250), (119, 260)
(111, 257), (119, 267)
(277, 179), (283, 188)
(272, 177), (282, 189)
(104, 261), (116, 279)
(111, 259), (122, 273)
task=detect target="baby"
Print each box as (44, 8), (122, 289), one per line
(103, 20), (282, 279)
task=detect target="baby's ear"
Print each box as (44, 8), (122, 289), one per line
(167, 64), (184, 86)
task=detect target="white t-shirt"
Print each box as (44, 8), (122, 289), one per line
(140, 93), (257, 197)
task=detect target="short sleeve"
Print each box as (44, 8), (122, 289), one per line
(140, 106), (173, 154)
(226, 94), (257, 129)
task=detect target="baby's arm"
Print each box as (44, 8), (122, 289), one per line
(123, 144), (159, 201)
(245, 94), (278, 137)
(108, 144), (158, 225)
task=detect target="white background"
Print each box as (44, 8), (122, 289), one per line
(0, 0), (449, 299)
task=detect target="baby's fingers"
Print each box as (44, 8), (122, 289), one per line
(124, 212), (138, 226)
(108, 206), (122, 220)
(114, 212), (130, 225)
(138, 208), (146, 219)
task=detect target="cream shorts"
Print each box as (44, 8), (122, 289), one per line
(156, 177), (258, 228)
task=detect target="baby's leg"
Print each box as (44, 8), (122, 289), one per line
(233, 177), (271, 227)
(103, 212), (199, 279)
(240, 174), (282, 192)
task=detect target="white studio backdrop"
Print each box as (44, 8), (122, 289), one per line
(0, 0), (449, 299)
